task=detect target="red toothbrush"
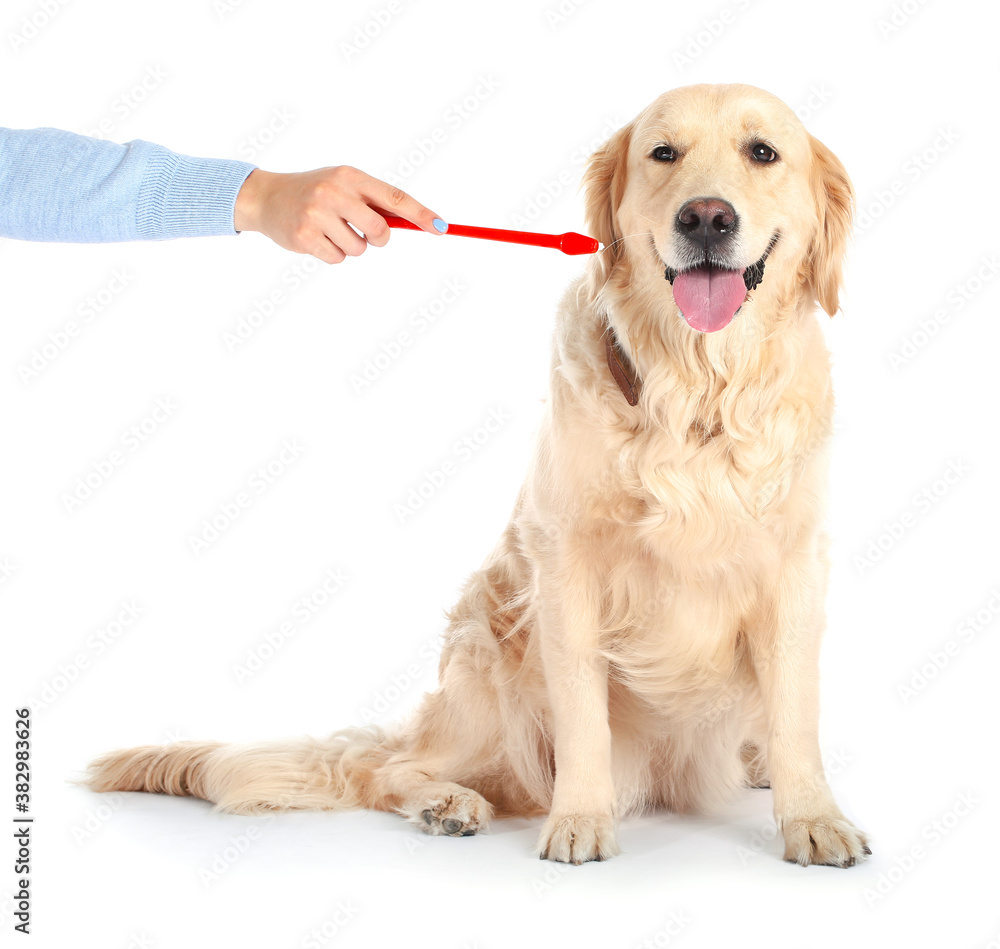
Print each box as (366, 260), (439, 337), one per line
(380, 214), (599, 256)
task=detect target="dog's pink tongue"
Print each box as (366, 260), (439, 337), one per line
(673, 267), (747, 333)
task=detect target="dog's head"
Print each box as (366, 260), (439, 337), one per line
(584, 84), (853, 333)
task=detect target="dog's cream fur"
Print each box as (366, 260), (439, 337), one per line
(87, 84), (869, 866)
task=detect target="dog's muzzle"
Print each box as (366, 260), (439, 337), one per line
(663, 235), (778, 333)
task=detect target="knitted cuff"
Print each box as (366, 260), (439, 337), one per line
(134, 141), (256, 240)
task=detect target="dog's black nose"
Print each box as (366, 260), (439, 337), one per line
(675, 197), (738, 250)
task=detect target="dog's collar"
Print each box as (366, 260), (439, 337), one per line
(604, 326), (641, 406)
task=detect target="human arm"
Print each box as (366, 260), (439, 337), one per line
(0, 126), (255, 242)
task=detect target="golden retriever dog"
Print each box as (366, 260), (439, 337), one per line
(87, 83), (870, 867)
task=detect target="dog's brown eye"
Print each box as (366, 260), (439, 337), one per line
(749, 142), (779, 163)
(651, 145), (677, 163)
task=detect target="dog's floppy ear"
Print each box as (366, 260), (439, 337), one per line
(805, 134), (853, 316)
(583, 121), (633, 297)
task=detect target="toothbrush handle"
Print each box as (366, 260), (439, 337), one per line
(380, 215), (598, 256)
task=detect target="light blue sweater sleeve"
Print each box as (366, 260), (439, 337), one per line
(0, 127), (257, 242)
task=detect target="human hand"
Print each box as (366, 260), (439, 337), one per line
(233, 165), (447, 263)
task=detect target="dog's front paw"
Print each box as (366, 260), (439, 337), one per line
(781, 816), (871, 867)
(537, 813), (620, 864)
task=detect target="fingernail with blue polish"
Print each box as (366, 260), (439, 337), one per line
(433, 218), (448, 233)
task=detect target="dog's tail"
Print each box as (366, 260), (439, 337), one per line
(83, 726), (396, 814)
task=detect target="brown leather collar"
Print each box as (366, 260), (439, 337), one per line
(604, 326), (641, 406)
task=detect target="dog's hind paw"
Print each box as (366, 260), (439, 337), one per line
(399, 783), (493, 837)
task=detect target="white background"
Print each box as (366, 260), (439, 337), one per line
(2, 0), (999, 946)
